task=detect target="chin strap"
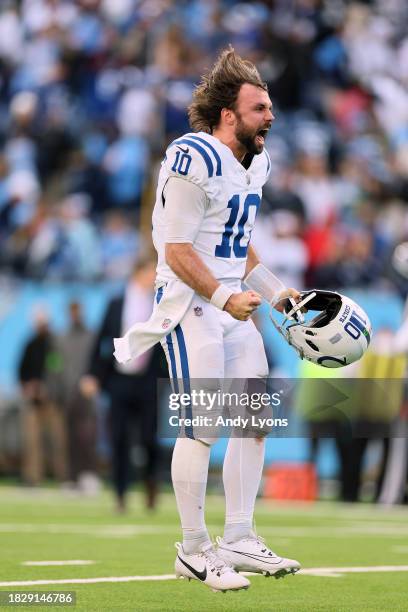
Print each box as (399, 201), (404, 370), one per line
(269, 292), (318, 360)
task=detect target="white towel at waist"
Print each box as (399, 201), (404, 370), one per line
(113, 279), (195, 364)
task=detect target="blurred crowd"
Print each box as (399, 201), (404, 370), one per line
(0, 0), (405, 289)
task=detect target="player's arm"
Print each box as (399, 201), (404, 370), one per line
(244, 245), (301, 313)
(245, 244), (261, 276)
(166, 243), (219, 300)
(164, 178), (261, 321)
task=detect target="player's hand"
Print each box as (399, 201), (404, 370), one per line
(224, 290), (262, 321)
(273, 288), (303, 313)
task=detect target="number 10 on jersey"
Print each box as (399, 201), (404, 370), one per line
(215, 194), (261, 258)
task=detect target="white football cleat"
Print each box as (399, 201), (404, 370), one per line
(216, 535), (301, 578)
(175, 542), (250, 592)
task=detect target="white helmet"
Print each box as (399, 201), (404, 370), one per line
(270, 290), (372, 368)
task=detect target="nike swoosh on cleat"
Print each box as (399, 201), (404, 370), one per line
(176, 145), (189, 154)
(177, 556), (207, 581)
(223, 550), (283, 565)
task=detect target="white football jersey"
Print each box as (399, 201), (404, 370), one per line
(152, 131), (271, 285)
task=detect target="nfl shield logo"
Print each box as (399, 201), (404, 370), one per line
(162, 318), (171, 329)
(194, 306), (203, 317)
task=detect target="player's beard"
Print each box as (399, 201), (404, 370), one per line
(235, 113), (266, 156)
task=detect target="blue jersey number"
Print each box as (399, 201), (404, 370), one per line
(171, 151), (192, 176)
(215, 193), (261, 258)
(344, 310), (370, 344)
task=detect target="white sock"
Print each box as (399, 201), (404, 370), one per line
(171, 437), (211, 554)
(223, 436), (265, 543)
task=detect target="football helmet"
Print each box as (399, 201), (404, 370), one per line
(270, 290), (372, 368)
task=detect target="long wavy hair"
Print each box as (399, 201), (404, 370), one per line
(188, 47), (267, 134)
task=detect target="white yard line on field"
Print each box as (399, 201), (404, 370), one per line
(22, 561), (95, 567)
(1, 566), (408, 587)
(0, 576), (176, 587)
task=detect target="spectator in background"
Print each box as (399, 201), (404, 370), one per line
(81, 258), (167, 511)
(33, 193), (102, 280)
(333, 328), (406, 503)
(252, 210), (308, 290)
(103, 133), (149, 214)
(313, 227), (383, 289)
(53, 301), (99, 494)
(18, 306), (68, 486)
(293, 148), (337, 227)
(263, 164), (306, 221)
(55, 193), (102, 279)
(25, 194), (103, 280)
(100, 210), (141, 280)
(61, 148), (106, 214)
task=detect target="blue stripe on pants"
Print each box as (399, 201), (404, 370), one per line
(175, 324), (194, 439)
(156, 287), (179, 394)
(156, 287), (164, 304)
(156, 286), (192, 437)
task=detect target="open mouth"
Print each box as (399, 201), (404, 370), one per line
(255, 128), (269, 145)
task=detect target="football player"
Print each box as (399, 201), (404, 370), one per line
(114, 47), (301, 592)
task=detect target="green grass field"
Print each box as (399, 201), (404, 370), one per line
(1, 486), (408, 611)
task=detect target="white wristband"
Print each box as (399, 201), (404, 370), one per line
(210, 284), (234, 310)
